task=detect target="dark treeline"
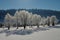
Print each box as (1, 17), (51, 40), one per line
(0, 9), (60, 23)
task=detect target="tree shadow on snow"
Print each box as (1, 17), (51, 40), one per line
(0, 27), (50, 36)
(48, 26), (60, 28)
(33, 27), (49, 32)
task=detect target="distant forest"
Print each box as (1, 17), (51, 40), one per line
(0, 9), (60, 23)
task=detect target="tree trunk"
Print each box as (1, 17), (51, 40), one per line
(47, 23), (50, 26)
(8, 26), (10, 30)
(37, 24), (39, 28)
(8, 24), (10, 30)
(17, 26), (18, 29)
(24, 25), (26, 29)
(52, 22), (55, 26)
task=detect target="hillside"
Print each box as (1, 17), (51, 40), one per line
(0, 9), (60, 23)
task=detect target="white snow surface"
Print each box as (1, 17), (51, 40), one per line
(0, 25), (60, 40)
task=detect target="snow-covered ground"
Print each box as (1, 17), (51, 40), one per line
(0, 25), (60, 40)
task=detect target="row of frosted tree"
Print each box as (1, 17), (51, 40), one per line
(4, 10), (58, 30)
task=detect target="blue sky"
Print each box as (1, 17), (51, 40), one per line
(0, 0), (60, 11)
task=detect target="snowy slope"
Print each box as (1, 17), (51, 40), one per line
(0, 25), (60, 40)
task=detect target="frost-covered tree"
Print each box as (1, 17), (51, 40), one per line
(4, 13), (12, 30)
(46, 16), (50, 26)
(19, 10), (30, 29)
(13, 10), (33, 29)
(50, 16), (58, 26)
(32, 14), (41, 28)
(14, 11), (19, 29)
(10, 16), (16, 27)
(5, 10), (56, 29)
(25, 11), (32, 28)
(26, 13), (33, 27)
(41, 17), (46, 27)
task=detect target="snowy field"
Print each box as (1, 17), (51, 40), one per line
(0, 25), (60, 40)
